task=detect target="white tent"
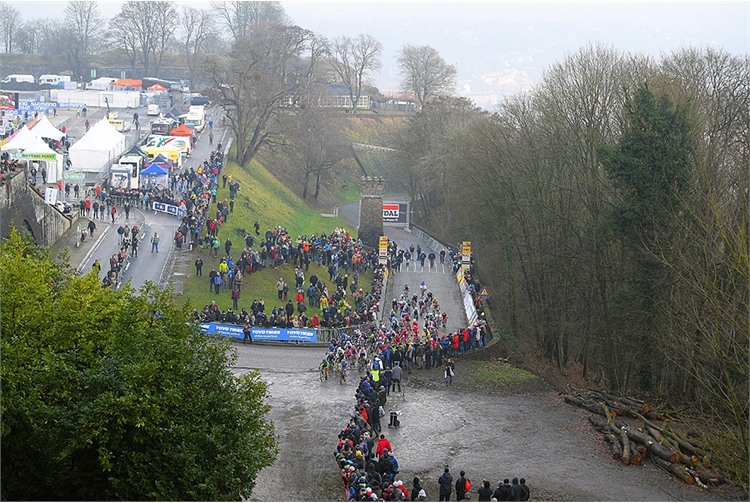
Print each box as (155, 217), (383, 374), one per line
(68, 118), (126, 173)
(1, 125), (37, 151)
(18, 136), (61, 182)
(29, 115), (65, 141)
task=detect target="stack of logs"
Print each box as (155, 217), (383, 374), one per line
(562, 388), (731, 489)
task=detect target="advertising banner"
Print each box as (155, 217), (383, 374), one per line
(200, 322), (317, 342)
(461, 241), (471, 271)
(44, 187), (57, 205)
(19, 151), (56, 160)
(152, 202), (186, 219)
(0, 92), (18, 110)
(379, 235), (388, 265)
(382, 203), (408, 223)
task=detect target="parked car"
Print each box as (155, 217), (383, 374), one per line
(147, 104), (161, 116)
(55, 200), (72, 214)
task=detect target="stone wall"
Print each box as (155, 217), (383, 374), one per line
(358, 176), (384, 248)
(0, 167), (74, 247)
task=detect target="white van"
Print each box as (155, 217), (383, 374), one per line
(39, 75), (71, 86)
(184, 105), (205, 132)
(1, 74), (35, 85)
(147, 104), (161, 116)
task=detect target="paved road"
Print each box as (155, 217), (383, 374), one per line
(49, 103), (225, 290)
(337, 200), (468, 333)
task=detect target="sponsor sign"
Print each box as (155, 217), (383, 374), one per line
(200, 323), (317, 342)
(18, 151), (56, 160)
(461, 241), (471, 271)
(153, 202), (186, 219)
(44, 187), (57, 205)
(17, 101), (87, 111)
(383, 203), (408, 223)
(379, 235), (389, 265)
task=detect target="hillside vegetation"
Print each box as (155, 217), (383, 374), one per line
(179, 155), (372, 318)
(365, 45), (749, 486)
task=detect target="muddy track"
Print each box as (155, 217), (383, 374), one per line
(232, 344), (746, 502)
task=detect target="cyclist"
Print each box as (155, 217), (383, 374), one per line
(319, 359), (330, 380)
(358, 346), (367, 370)
(420, 281), (427, 297)
(337, 358), (348, 383)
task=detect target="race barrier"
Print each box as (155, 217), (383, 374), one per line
(200, 322), (317, 342)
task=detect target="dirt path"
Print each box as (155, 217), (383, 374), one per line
(234, 344), (745, 502)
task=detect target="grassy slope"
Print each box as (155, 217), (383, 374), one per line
(181, 156), (373, 318)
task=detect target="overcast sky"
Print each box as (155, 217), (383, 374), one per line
(13, 1), (750, 108)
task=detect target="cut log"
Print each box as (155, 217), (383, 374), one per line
(647, 426), (680, 452)
(662, 427), (711, 459)
(693, 459), (732, 485)
(587, 415), (610, 434)
(668, 463), (695, 485)
(651, 456), (695, 485)
(623, 427), (682, 463)
(563, 395), (607, 417)
(629, 441), (642, 465)
(606, 419), (631, 464)
(587, 387), (645, 407)
(606, 433), (622, 461)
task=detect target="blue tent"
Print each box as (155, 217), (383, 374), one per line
(141, 163), (169, 175)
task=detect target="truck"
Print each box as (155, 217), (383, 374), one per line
(109, 155), (143, 190)
(39, 75), (71, 86)
(1, 74), (35, 85)
(184, 105), (206, 132)
(150, 117), (178, 136)
(143, 146), (183, 168)
(145, 135), (192, 156)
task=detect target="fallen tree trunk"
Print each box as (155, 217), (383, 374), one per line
(587, 387), (645, 407)
(623, 427), (682, 463)
(603, 404), (631, 465)
(647, 426), (680, 452)
(663, 427), (711, 460)
(651, 455), (695, 485)
(629, 441), (642, 465)
(606, 433), (622, 461)
(564, 395), (607, 417)
(587, 415), (609, 434)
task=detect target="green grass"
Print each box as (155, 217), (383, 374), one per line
(472, 362), (539, 387)
(182, 156), (373, 316)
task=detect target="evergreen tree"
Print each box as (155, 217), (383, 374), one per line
(1, 228), (277, 500)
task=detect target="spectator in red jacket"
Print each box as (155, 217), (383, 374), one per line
(376, 434), (392, 457)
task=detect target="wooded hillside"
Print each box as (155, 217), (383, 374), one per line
(381, 44), (749, 480)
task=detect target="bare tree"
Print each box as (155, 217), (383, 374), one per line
(0, 2), (21, 53)
(328, 34), (382, 112)
(179, 6), (216, 86)
(212, 1), (287, 43)
(204, 23), (310, 167)
(397, 44), (457, 110)
(108, 14), (138, 75)
(109, 1), (177, 78)
(287, 88), (348, 199)
(64, 1), (103, 79)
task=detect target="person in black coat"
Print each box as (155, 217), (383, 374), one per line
(411, 477), (423, 502)
(438, 467), (453, 502)
(477, 480), (493, 501)
(454, 471), (467, 502)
